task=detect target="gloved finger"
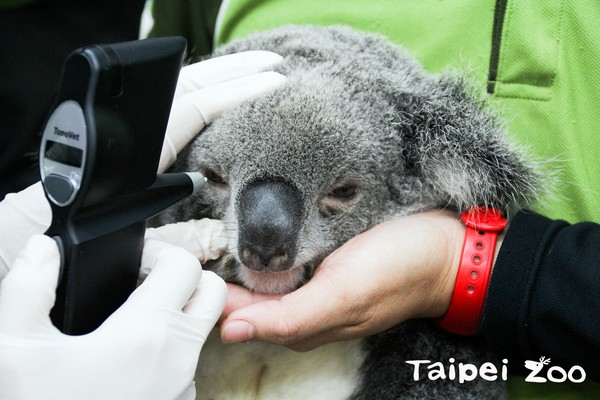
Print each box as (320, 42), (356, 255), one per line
(173, 51), (283, 100)
(0, 182), (52, 279)
(132, 239), (202, 311)
(144, 219), (227, 268)
(182, 271), (227, 333)
(177, 382), (197, 400)
(158, 71), (286, 173)
(0, 235), (60, 335)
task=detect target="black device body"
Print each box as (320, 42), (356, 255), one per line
(39, 37), (193, 335)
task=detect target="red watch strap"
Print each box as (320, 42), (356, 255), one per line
(434, 207), (507, 336)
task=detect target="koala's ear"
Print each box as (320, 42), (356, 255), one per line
(391, 73), (540, 213)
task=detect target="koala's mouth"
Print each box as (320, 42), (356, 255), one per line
(208, 253), (318, 295)
(237, 264), (307, 295)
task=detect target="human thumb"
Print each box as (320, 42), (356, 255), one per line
(220, 283), (340, 347)
(0, 235), (60, 335)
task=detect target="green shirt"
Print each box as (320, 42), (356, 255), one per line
(151, 0), (600, 398)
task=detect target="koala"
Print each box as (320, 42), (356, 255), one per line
(161, 25), (540, 400)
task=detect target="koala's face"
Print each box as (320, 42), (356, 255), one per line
(171, 73), (413, 294)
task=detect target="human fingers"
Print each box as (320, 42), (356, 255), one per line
(132, 239), (202, 311)
(181, 271), (228, 335)
(0, 183), (51, 278)
(158, 71), (286, 173)
(144, 219), (228, 267)
(173, 51), (283, 100)
(220, 268), (355, 350)
(0, 235), (60, 335)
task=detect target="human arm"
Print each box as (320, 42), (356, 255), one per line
(481, 210), (600, 381)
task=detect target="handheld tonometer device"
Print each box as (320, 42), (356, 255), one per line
(39, 37), (203, 335)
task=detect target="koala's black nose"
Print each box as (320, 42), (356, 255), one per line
(238, 180), (303, 272)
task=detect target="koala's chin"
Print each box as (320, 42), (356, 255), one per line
(209, 252), (320, 295)
(238, 264), (306, 295)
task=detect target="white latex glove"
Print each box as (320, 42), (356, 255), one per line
(0, 50), (285, 277)
(0, 182), (50, 280)
(158, 51), (286, 173)
(144, 219), (228, 266)
(0, 234), (227, 400)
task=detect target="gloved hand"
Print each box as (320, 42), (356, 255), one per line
(158, 51), (285, 172)
(0, 51), (285, 278)
(0, 234), (227, 400)
(142, 218), (229, 281)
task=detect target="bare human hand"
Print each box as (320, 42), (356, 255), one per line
(219, 209), (465, 351)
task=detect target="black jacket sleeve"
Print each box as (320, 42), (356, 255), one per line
(480, 210), (600, 381)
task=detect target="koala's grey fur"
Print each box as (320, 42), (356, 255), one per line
(162, 25), (540, 400)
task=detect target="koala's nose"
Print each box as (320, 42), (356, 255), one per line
(238, 180), (303, 272)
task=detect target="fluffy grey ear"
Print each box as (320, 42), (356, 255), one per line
(393, 73), (540, 213)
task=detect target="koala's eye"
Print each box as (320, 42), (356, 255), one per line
(327, 183), (358, 200)
(203, 168), (226, 185)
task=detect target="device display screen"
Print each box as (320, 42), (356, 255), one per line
(45, 140), (83, 167)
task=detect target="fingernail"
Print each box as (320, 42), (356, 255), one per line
(222, 320), (255, 343)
